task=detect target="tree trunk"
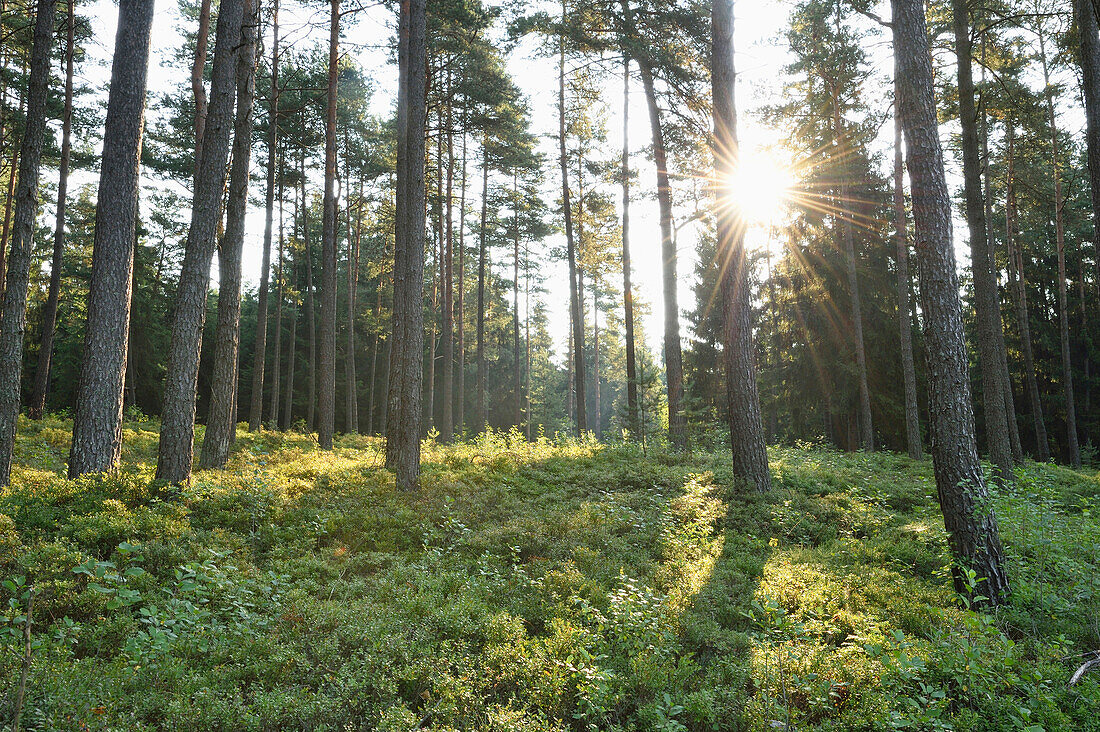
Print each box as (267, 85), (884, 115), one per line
(191, 0), (212, 170)
(68, 0), (154, 479)
(951, 0), (1013, 481)
(29, 0), (75, 420)
(316, 0), (339, 449)
(525, 240), (532, 440)
(440, 72), (454, 442)
(621, 57), (640, 438)
(513, 173), (522, 430)
(456, 125), (466, 435)
(386, 0), (427, 491)
(1038, 26), (1081, 468)
(281, 263), (297, 430)
(476, 138), (489, 432)
(893, 72), (922, 460)
(425, 119), (442, 433)
(304, 174), (317, 432)
(200, 0), (257, 469)
(156, 0), (245, 484)
(893, 0), (1009, 606)
(248, 0), (279, 432)
(639, 63), (685, 451)
(712, 0), (770, 491)
(0, 0), (57, 485)
(269, 181), (284, 427)
(1077, 0), (1100, 413)
(559, 5), (587, 436)
(344, 139), (360, 434)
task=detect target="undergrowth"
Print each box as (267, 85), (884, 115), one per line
(0, 415), (1098, 730)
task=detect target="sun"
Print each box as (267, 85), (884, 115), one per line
(723, 146), (796, 226)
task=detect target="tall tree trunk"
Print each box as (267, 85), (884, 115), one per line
(893, 74), (922, 460)
(367, 243), (388, 435)
(386, 0), (427, 491)
(476, 138), (489, 432)
(156, 0), (245, 483)
(304, 172), (317, 432)
(893, 0), (1009, 605)
(0, 0), (56, 485)
(980, 37), (1022, 462)
(638, 63), (685, 450)
(29, 0), (75, 420)
(249, 0), (279, 432)
(0, 140), (17, 297)
(269, 173), (284, 426)
(1077, 0), (1100, 406)
(1038, 26), (1081, 468)
(524, 240), (532, 440)
(712, 0), (770, 491)
(191, 0), (212, 170)
(200, 0), (257, 469)
(68, 0), (154, 478)
(456, 125), (466, 435)
(281, 261), (297, 430)
(951, 0), (1013, 481)
(513, 173), (522, 430)
(440, 72), (454, 442)
(344, 139), (360, 434)
(621, 57), (640, 438)
(317, 0), (339, 449)
(425, 120), (442, 433)
(559, 2), (587, 436)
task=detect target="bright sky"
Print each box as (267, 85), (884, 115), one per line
(65, 0), (1084, 363)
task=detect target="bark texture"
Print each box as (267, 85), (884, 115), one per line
(385, 0), (427, 491)
(893, 0), (1009, 605)
(621, 59), (640, 438)
(712, 0), (771, 492)
(317, 0), (339, 449)
(69, 0), (155, 478)
(0, 0), (58, 485)
(156, 0), (245, 483)
(200, 0), (257, 469)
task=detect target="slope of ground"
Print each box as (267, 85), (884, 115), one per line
(1, 416), (1099, 730)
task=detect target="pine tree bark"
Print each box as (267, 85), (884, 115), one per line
(317, 0), (339, 449)
(951, 0), (1013, 481)
(456, 126), (467, 434)
(893, 75), (922, 460)
(513, 173), (522, 430)
(304, 172), (317, 431)
(1038, 26), (1081, 468)
(344, 141), (361, 434)
(248, 0), (278, 432)
(156, 0), (244, 483)
(68, 0), (154, 478)
(200, 0), (257, 469)
(29, 0), (75, 420)
(190, 0), (212, 170)
(1077, 0), (1100, 369)
(621, 58), (640, 438)
(281, 261), (297, 430)
(893, 0), (1009, 605)
(440, 73), (454, 442)
(639, 63), (686, 451)
(385, 0), (427, 491)
(712, 0), (770, 492)
(0, 0), (57, 485)
(559, 4), (586, 436)
(476, 139), (489, 432)
(269, 183), (284, 427)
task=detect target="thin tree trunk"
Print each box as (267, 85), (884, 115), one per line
(951, 0), (1013, 481)
(316, 0), (339, 448)
(0, 140), (17, 296)
(385, 0), (427, 491)
(29, 0), (75, 420)
(638, 63), (685, 450)
(621, 57), (640, 437)
(156, 0), (245, 484)
(191, 0), (212, 170)
(525, 239), (531, 440)
(248, 0), (278, 432)
(281, 261), (297, 430)
(425, 117), (442, 433)
(440, 70), (454, 442)
(893, 74), (922, 460)
(1076, 0), (1100, 422)
(476, 137), (489, 432)
(68, 0), (154, 478)
(456, 125), (466, 435)
(304, 170), (317, 432)
(712, 0), (770, 491)
(0, 0), (57, 485)
(513, 172), (522, 430)
(893, 0), (1009, 605)
(269, 169), (284, 426)
(343, 136), (360, 434)
(1038, 25), (1081, 468)
(367, 243), (388, 435)
(559, 6), (586, 437)
(200, 0), (257, 469)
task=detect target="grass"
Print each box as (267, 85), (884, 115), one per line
(1, 415), (1099, 730)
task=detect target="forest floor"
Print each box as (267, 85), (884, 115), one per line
(1, 417), (1100, 730)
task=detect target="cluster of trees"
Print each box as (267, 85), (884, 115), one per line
(2, 0), (1100, 603)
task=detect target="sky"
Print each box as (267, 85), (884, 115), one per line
(65, 0), (1085, 363)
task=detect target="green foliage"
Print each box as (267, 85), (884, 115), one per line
(0, 421), (1097, 730)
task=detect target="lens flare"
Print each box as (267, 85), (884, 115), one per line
(724, 147), (796, 225)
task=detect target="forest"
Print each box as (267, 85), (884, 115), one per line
(0, 0), (1099, 728)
